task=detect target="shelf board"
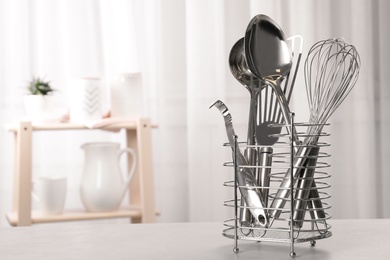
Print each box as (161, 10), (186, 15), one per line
(7, 119), (158, 132)
(6, 207), (151, 226)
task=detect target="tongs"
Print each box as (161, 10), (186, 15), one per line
(210, 100), (269, 227)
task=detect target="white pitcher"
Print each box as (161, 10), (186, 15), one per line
(80, 142), (137, 212)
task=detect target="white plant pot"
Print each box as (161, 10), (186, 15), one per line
(23, 95), (54, 121)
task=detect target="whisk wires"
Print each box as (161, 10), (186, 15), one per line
(304, 38), (361, 144)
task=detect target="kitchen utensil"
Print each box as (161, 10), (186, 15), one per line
(256, 147), (273, 205)
(256, 35), (303, 145)
(269, 38), (360, 226)
(244, 14), (299, 145)
(244, 14), (301, 227)
(229, 38), (263, 89)
(229, 37), (263, 171)
(210, 100), (269, 227)
(291, 146), (319, 228)
(245, 35), (302, 212)
(292, 38), (361, 227)
(80, 142), (137, 212)
(229, 37), (266, 229)
(254, 36), (303, 213)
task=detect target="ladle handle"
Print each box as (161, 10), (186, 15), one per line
(257, 147), (273, 207)
(118, 148), (138, 189)
(240, 90), (258, 228)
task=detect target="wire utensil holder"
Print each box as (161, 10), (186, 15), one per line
(222, 114), (332, 257)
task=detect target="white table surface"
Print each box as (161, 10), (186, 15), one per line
(1, 219), (389, 259)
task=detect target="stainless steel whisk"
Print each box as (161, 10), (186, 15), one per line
(269, 38), (361, 227)
(304, 38), (361, 142)
(293, 38), (361, 227)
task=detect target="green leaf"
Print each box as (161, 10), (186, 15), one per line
(27, 77), (55, 95)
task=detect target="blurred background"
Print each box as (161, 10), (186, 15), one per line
(0, 0), (389, 227)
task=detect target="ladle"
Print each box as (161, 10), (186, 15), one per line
(244, 14), (298, 143)
(229, 37), (263, 165)
(229, 38), (263, 229)
(229, 37), (262, 95)
(244, 14), (301, 225)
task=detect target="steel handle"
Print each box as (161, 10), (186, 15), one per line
(211, 100), (269, 227)
(256, 147), (273, 207)
(291, 146), (319, 228)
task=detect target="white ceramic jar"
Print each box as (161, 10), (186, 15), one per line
(68, 77), (102, 122)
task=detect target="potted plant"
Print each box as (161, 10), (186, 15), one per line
(23, 77), (56, 121)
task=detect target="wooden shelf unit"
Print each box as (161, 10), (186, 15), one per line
(7, 118), (158, 226)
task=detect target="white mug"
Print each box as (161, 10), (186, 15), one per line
(32, 176), (67, 215)
(68, 77), (102, 122)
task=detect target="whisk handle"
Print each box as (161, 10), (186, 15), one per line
(291, 146), (320, 228)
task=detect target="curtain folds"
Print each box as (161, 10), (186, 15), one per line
(0, 0), (389, 227)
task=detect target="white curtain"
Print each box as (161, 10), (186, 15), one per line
(0, 0), (389, 227)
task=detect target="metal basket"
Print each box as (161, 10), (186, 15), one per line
(222, 118), (332, 257)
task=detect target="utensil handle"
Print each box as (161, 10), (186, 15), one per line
(268, 145), (309, 223)
(307, 184), (326, 221)
(239, 198), (252, 228)
(234, 146), (269, 227)
(291, 147), (319, 228)
(240, 148), (256, 228)
(211, 100), (269, 227)
(240, 90), (258, 228)
(257, 147), (273, 207)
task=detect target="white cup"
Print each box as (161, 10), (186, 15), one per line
(32, 176), (67, 215)
(68, 77), (102, 122)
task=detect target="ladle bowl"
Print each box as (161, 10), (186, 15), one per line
(244, 14), (292, 81)
(229, 39), (264, 228)
(229, 37), (262, 91)
(244, 14), (297, 144)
